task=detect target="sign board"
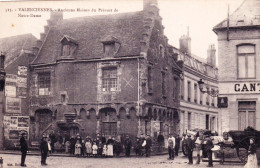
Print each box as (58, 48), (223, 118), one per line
(18, 66), (28, 76)
(6, 97), (21, 113)
(17, 77), (27, 88)
(4, 116), (29, 140)
(17, 87), (27, 98)
(219, 82), (260, 94)
(5, 85), (16, 97)
(218, 97), (228, 108)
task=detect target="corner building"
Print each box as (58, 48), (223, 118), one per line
(214, 0), (260, 133)
(29, 0), (182, 145)
(173, 33), (218, 135)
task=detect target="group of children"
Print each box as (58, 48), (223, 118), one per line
(72, 135), (116, 158)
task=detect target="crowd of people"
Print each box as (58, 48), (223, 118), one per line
(65, 134), (154, 158)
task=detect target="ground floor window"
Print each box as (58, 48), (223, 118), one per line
(206, 115), (209, 130)
(102, 122), (117, 136)
(238, 101), (256, 130)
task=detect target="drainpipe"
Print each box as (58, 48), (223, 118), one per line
(137, 57), (141, 136)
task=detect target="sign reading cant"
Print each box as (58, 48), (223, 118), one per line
(234, 83), (260, 92)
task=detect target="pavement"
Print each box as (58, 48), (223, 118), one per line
(0, 151), (245, 168)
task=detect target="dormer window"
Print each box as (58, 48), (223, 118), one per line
(62, 44), (71, 56)
(100, 35), (120, 57)
(60, 35), (78, 57)
(104, 43), (115, 56)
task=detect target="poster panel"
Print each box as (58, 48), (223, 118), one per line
(6, 97), (21, 113)
(4, 116), (29, 140)
(18, 66), (28, 76)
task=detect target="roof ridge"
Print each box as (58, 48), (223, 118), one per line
(61, 10), (143, 23)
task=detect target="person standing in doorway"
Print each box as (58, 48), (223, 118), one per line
(20, 132), (28, 167)
(40, 134), (49, 166)
(186, 134), (194, 164)
(167, 134), (175, 160)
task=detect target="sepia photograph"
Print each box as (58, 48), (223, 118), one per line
(0, 0), (259, 167)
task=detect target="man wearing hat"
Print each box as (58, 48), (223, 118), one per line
(20, 132), (28, 167)
(186, 134), (194, 164)
(40, 134), (49, 166)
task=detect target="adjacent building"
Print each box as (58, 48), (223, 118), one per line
(173, 33), (219, 135)
(27, 0), (183, 147)
(214, 0), (260, 133)
(0, 34), (37, 149)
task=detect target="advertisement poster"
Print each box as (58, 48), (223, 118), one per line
(5, 97), (21, 113)
(4, 116), (29, 140)
(18, 66), (28, 76)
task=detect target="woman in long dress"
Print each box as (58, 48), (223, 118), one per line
(106, 136), (114, 157)
(244, 138), (258, 168)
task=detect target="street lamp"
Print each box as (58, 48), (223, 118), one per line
(198, 79), (219, 97)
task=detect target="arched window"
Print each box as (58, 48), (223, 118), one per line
(237, 44), (255, 79)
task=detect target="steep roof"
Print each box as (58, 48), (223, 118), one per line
(0, 33), (37, 66)
(33, 11), (144, 64)
(213, 0), (260, 32)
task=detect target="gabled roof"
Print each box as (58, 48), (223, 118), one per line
(213, 0), (260, 32)
(60, 35), (78, 45)
(33, 11), (144, 64)
(0, 33), (37, 66)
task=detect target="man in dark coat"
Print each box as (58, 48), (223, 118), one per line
(175, 134), (181, 156)
(205, 136), (214, 167)
(186, 134), (194, 164)
(40, 135), (49, 166)
(124, 135), (132, 157)
(20, 133), (28, 167)
(145, 135), (152, 157)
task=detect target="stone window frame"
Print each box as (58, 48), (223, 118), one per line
(236, 43), (256, 79)
(102, 67), (118, 92)
(38, 72), (51, 96)
(147, 64), (153, 94)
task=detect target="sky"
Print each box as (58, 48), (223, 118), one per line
(0, 0), (244, 60)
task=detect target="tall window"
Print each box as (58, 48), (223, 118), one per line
(188, 112), (191, 130)
(200, 89), (203, 105)
(187, 81), (191, 102)
(211, 89), (215, 106)
(206, 114), (209, 129)
(206, 93), (209, 105)
(172, 77), (177, 99)
(102, 122), (117, 136)
(194, 84), (197, 103)
(38, 72), (51, 96)
(238, 101), (256, 130)
(102, 67), (117, 92)
(237, 44), (255, 78)
(159, 45), (165, 58)
(162, 72), (166, 96)
(180, 79), (184, 99)
(148, 67), (153, 93)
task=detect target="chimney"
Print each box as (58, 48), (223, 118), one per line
(179, 28), (191, 56)
(48, 11), (63, 26)
(207, 44), (216, 67)
(143, 0), (159, 16)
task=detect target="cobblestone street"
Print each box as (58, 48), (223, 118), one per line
(0, 153), (244, 168)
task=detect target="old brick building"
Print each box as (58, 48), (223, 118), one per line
(214, 0), (260, 133)
(28, 0), (182, 145)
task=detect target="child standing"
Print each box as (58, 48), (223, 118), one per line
(81, 140), (85, 157)
(75, 140), (82, 157)
(85, 138), (92, 157)
(97, 141), (103, 158)
(102, 145), (107, 158)
(92, 142), (98, 158)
